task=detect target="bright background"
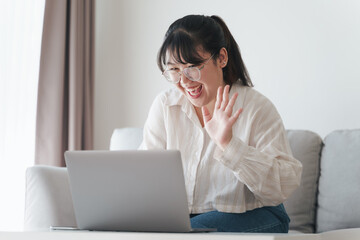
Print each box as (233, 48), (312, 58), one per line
(0, 0), (45, 230)
(1, 0), (359, 231)
(94, 0), (360, 150)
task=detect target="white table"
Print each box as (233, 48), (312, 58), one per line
(0, 231), (318, 240)
(2, 228), (360, 240)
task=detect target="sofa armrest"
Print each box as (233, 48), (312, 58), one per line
(24, 165), (76, 231)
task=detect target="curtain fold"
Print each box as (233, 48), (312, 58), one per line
(35, 0), (94, 166)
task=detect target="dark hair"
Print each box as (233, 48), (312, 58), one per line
(157, 15), (253, 87)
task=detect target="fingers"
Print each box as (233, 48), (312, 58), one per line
(216, 85), (230, 110)
(225, 92), (238, 116)
(229, 108), (243, 124)
(221, 85), (230, 110)
(215, 85), (242, 123)
(201, 106), (212, 123)
(215, 86), (223, 109)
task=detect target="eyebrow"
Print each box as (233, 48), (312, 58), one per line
(166, 61), (196, 67)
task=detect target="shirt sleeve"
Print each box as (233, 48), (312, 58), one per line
(138, 94), (167, 150)
(214, 97), (303, 206)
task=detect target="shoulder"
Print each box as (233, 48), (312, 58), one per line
(232, 84), (281, 122)
(241, 86), (277, 111)
(239, 85), (272, 106)
(230, 84), (270, 108)
(145, 88), (180, 124)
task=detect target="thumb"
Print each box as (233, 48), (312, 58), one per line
(202, 106), (212, 123)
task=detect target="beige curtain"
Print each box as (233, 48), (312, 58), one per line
(35, 0), (94, 166)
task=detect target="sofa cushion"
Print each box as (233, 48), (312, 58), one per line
(284, 130), (323, 233)
(110, 128), (143, 150)
(316, 129), (360, 233)
(24, 166), (76, 230)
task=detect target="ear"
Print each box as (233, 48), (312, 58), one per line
(217, 47), (228, 68)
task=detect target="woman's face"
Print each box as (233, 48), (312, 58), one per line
(166, 48), (228, 110)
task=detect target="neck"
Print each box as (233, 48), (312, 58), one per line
(195, 99), (216, 128)
(195, 107), (204, 127)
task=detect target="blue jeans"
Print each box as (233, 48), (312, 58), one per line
(190, 204), (290, 233)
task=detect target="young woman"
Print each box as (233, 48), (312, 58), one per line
(139, 15), (302, 233)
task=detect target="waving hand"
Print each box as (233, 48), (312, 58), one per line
(201, 85), (243, 151)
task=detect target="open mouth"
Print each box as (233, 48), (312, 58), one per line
(186, 85), (203, 99)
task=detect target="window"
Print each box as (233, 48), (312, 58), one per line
(0, 0), (45, 230)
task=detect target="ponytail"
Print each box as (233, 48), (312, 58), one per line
(211, 16), (253, 87)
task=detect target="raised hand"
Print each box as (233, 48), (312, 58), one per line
(202, 85), (242, 151)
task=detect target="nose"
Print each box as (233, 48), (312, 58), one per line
(179, 72), (192, 86)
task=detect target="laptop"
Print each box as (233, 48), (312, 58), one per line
(63, 150), (216, 233)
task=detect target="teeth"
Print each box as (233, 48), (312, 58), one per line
(187, 85), (202, 96)
(187, 85), (201, 92)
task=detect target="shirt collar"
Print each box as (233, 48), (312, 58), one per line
(163, 87), (202, 127)
(163, 87), (187, 107)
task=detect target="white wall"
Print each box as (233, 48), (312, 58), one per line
(94, 0), (360, 150)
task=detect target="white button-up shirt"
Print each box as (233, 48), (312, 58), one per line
(139, 84), (302, 214)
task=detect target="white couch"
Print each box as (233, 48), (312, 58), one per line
(24, 128), (360, 234)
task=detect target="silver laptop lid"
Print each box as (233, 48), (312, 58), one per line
(65, 150), (191, 232)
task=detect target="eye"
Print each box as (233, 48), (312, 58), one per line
(168, 67), (178, 71)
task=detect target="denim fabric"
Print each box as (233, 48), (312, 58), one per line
(190, 204), (290, 233)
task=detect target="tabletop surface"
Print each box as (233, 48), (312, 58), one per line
(0, 230), (320, 240)
(2, 228), (360, 240)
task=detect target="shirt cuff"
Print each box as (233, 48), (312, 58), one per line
(214, 137), (249, 171)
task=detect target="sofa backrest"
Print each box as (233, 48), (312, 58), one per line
(284, 130), (323, 233)
(110, 127), (143, 150)
(316, 129), (360, 233)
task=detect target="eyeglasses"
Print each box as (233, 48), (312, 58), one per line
(162, 54), (215, 83)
